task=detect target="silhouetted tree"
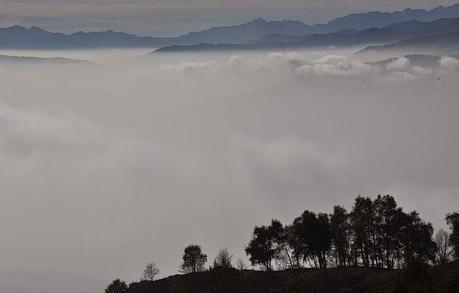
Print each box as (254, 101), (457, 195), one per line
(246, 195), (438, 271)
(341, 195), (436, 269)
(245, 219), (284, 270)
(330, 205), (351, 267)
(434, 229), (453, 264)
(291, 210), (331, 268)
(286, 221), (306, 268)
(316, 213), (332, 268)
(180, 245), (207, 273)
(105, 279), (128, 293)
(398, 211), (436, 266)
(142, 262), (160, 281)
(373, 195), (403, 269)
(213, 248), (233, 269)
(350, 196), (375, 267)
(270, 220), (298, 269)
(446, 212), (459, 259)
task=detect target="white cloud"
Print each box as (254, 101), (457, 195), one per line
(295, 55), (372, 76)
(160, 60), (219, 73)
(439, 56), (459, 72)
(228, 135), (351, 206)
(230, 135), (349, 171)
(386, 56), (411, 71)
(156, 53), (459, 81)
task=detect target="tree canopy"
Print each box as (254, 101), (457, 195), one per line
(105, 279), (128, 293)
(245, 219), (284, 270)
(181, 245), (208, 273)
(446, 212), (459, 259)
(246, 195), (441, 270)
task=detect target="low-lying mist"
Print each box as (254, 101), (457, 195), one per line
(0, 48), (458, 293)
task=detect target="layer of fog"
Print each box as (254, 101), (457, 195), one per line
(0, 48), (458, 293)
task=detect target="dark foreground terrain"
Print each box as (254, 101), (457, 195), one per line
(128, 261), (459, 293)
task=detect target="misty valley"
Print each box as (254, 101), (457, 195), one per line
(1, 2), (459, 293)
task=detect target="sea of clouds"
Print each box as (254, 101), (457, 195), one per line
(0, 49), (458, 293)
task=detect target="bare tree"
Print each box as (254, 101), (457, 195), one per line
(213, 248), (233, 269)
(142, 262), (160, 281)
(435, 229), (453, 264)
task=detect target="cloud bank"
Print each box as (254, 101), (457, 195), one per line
(156, 51), (459, 80)
(0, 49), (458, 293)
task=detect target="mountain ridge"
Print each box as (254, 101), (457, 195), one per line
(358, 31), (459, 55)
(2, 3), (459, 49)
(153, 17), (459, 53)
(0, 54), (94, 65)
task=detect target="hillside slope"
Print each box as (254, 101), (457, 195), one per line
(127, 261), (459, 293)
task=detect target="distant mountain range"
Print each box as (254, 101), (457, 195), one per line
(153, 18), (459, 53)
(0, 26), (170, 49)
(358, 31), (459, 55)
(368, 54), (445, 68)
(314, 4), (459, 32)
(1, 3), (459, 49)
(0, 54), (93, 65)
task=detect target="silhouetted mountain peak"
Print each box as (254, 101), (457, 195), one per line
(246, 18), (268, 25)
(8, 25), (27, 31)
(401, 8), (415, 13)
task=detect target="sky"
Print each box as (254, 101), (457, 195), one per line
(0, 48), (459, 293)
(0, 0), (458, 35)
